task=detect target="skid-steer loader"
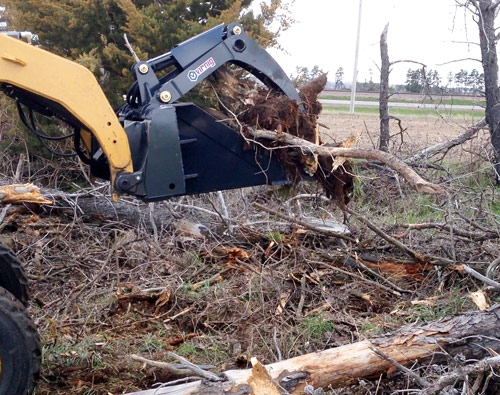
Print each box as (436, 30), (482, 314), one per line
(0, 22), (304, 393)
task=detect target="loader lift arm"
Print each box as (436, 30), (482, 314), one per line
(0, 23), (303, 202)
(0, 32), (133, 188)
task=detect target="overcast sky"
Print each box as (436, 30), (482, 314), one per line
(265, 0), (482, 85)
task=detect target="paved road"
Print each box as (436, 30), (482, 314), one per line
(319, 99), (483, 111)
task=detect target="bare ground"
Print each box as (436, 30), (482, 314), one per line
(319, 111), (490, 161)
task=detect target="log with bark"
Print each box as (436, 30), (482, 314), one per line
(125, 305), (500, 394)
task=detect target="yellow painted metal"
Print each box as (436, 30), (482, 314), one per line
(79, 129), (92, 157)
(0, 34), (133, 187)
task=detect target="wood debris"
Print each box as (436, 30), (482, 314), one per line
(0, 183), (52, 205)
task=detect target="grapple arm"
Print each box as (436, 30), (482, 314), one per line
(126, 22), (300, 107)
(112, 23), (304, 202)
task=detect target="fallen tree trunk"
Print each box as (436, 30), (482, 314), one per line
(125, 305), (500, 394)
(0, 182), (175, 230)
(249, 128), (446, 195)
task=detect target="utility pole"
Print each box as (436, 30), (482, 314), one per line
(349, 0), (363, 114)
(0, 6), (7, 31)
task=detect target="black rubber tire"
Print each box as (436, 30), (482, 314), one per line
(0, 286), (41, 395)
(0, 244), (29, 306)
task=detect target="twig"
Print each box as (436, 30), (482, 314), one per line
(163, 306), (195, 323)
(406, 118), (487, 164)
(148, 202), (159, 243)
(254, 202), (356, 242)
(463, 264), (500, 289)
(167, 352), (221, 382)
(14, 153), (24, 182)
(0, 204), (11, 224)
(190, 267), (232, 290)
(350, 254), (411, 294)
(273, 326), (283, 362)
(130, 354), (196, 377)
(422, 355), (500, 395)
(486, 256), (500, 279)
(123, 33), (141, 63)
(346, 207), (455, 266)
(296, 275), (307, 317)
(312, 260), (402, 295)
(369, 346), (431, 388)
(217, 191), (229, 221)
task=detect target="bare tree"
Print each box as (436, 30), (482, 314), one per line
(379, 24), (390, 151)
(378, 25), (425, 152)
(459, 0), (500, 182)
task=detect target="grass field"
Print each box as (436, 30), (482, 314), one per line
(320, 92), (486, 107)
(322, 104), (485, 118)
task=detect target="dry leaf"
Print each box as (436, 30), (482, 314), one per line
(469, 290), (489, 311)
(361, 294), (372, 305)
(175, 219), (207, 239)
(154, 290), (171, 314)
(275, 291), (291, 316)
(453, 264), (466, 274)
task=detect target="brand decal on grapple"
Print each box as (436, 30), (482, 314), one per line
(187, 57), (216, 82)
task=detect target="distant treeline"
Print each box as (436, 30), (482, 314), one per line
(295, 66), (485, 95)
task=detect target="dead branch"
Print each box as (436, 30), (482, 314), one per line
(345, 207), (455, 266)
(248, 128), (446, 195)
(422, 355), (500, 395)
(253, 202), (356, 242)
(462, 264), (500, 289)
(406, 118), (487, 164)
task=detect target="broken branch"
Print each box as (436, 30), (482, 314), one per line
(248, 128), (446, 195)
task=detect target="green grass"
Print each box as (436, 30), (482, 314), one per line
(176, 340), (228, 364)
(399, 195), (443, 224)
(266, 231), (285, 242)
(490, 200), (500, 216)
(322, 105), (484, 117)
(299, 314), (334, 339)
(141, 333), (164, 354)
(43, 334), (114, 371)
(411, 294), (471, 323)
(321, 95), (485, 107)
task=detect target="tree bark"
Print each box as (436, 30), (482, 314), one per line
(124, 305), (500, 394)
(379, 23), (390, 152)
(474, 0), (500, 182)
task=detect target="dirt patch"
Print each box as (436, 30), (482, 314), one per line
(319, 111), (490, 160)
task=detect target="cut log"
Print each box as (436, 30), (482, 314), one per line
(124, 305), (500, 394)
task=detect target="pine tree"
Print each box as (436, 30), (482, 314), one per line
(4, 0), (290, 104)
